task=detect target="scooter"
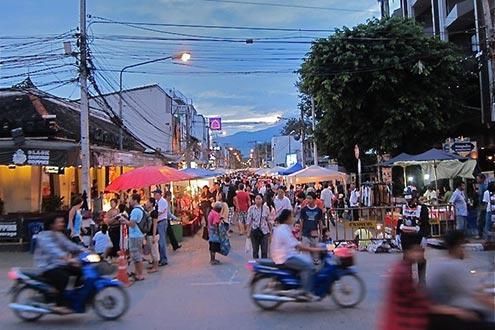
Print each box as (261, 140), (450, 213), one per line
(247, 247), (366, 311)
(8, 252), (129, 322)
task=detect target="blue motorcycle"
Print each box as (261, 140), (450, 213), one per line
(247, 247), (366, 310)
(8, 252), (129, 322)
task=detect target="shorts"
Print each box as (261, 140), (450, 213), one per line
(146, 235), (160, 261)
(129, 237), (144, 262)
(227, 207), (235, 224)
(209, 242), (221, 253)
(238, 211), (248, 224)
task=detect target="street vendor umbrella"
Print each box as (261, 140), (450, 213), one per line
(105, 166), (192, 191)
(279, 162), (303, 175)
(180, 167), (222, 179)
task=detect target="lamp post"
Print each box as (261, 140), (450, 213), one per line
(118, 52), (191, 150)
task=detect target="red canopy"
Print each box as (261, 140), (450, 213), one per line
(105, 166), (192, 192)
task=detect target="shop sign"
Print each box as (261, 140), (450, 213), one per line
(345, 221), (376, 229)
(12, 149), (50, 165)
(0, 221), (19, 239)
(209, 117), (222, 131)
(44, 166), (65, 174)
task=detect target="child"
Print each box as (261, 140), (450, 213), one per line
(92, 223), (113, 258)
(292, 222), (302, 241)
(321, 227), (333, 245)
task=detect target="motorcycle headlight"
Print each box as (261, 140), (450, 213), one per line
(85, 254), (101, 263)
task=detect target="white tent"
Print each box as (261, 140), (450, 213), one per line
(287, 165), (347, 184)
(255, 166), (286, 176)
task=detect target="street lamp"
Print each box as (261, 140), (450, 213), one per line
(118, 52), (191, 150)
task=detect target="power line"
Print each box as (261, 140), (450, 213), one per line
(197, 0), (380, 13)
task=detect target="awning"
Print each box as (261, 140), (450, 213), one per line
(92, 146), (167, 167)
(0, 139), (79, 166)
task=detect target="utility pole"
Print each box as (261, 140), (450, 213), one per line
(300, 105), (305, 166)
(480, 0), (494, 123)
(311, 96), (318, 166)
(79, 0), (91, 208)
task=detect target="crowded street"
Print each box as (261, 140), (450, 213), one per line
(1, 0), (495, 329)
(0, 231), (493, 330)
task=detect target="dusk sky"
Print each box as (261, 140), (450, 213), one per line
(0, 0), (390, 135)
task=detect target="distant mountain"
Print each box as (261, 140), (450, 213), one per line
(216, 123), (284, 156)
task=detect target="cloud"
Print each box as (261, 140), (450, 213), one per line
(196, 90), (243, 100)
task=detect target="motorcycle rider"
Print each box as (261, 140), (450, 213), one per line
(397, 186), (427, 284)
(34, 215), (86, 314)
(271, 209), (324, 301)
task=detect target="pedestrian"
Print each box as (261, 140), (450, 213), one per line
(92, 223), (112, 258)
(67, 196), (84, 244)
(427, 230), (495, 330)
(294, 191), (306, 222)
(273, 186), (292, 219)
(120, 194), (145, 281)
(288, 184), (296, 206)
(165, 191), (182, 251)
(153, 189), (169, 266)
(200, 185), (212, 226)
(208, 203), (223, 265)
(235, 183), (251, 235)
(264, 192), (277, 225)
(300, 191), (324, 264)
(349, 184), (360, 221)
(247, 194), (271, 259)
(397, 186), (427, 284)
(482, 181), (495, 239)
(320, 183), (335, 227)
(144, 198), (159, 273)
(104, 198), (120, 258)
(476, 174), (488, 239)
(449, 181), (468, 233)
(380, 242), (430, 330)
(217, 193), (230, 231)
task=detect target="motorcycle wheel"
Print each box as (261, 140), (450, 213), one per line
(331, 273), (366, 308)
(250, 276), (284, 311)
(11, 286), (45, 322)
(93, 286), (129, 320)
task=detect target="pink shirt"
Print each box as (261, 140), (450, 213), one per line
(208, 210), (221, 226)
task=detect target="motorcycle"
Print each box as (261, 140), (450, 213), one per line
(8, 252), (129, 322)
(247, 246), (366, 311)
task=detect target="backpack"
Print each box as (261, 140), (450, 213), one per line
(135, 206), (152, 234)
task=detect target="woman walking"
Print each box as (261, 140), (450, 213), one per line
(208, 203), (223, 265)
(104, 198), (120, 258)
(67, 196), (84, 244)
(247, 194), (271, 259)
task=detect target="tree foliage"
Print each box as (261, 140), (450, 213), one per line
(299, 18), (478, 170)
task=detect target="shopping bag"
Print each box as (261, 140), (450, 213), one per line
(202, 227), (209, 241)
(245, 237), (252, 254)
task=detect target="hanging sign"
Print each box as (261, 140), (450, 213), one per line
(209, 117), (222, 131)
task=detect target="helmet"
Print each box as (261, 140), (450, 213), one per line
(403, 186), (418, 201)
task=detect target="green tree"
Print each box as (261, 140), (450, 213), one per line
(299, 17), (478, 170)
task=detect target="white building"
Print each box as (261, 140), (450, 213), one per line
(88, 84), (178, 155)
(271, 135), (302, 167)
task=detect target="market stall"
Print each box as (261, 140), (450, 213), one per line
(286, 165), (347, 185)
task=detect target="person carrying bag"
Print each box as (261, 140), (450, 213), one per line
(247, 193), (271, 259)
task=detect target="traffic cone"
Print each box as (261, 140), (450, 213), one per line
(116, 250), (131, 287)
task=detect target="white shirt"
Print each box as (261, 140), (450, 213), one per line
(273, 196), (292, 218)
(350, 189), (360, 207)
(483, 190), (494, 212)
(271, 224), (300, 264)
(156, 197), (169, 222)
(93, 231), (112, 254)
(320, 188), (334, 208)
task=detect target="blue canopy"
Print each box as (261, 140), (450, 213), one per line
(279, 162), (304, 175)
(180, 168), (222, 179)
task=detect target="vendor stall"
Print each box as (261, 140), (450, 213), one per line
(286, 165), (347, 185)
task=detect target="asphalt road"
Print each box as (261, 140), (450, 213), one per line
(0, 234), (493, 330)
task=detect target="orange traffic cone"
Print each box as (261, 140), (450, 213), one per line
(116, 250), (131, 287)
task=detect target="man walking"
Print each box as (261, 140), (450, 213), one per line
(300, 192), (324, 264)
(153, 189), (169, 266)
(320, 183), (335, 227)
(121, 194), (145, 281)
(349, 184), (360, 221)
(234, 183), (251, 235)
(273, 186), (292, 219)
(476, 174), (487, 239)
(449, 182), (468, 233)
(165, 191), (181, 251)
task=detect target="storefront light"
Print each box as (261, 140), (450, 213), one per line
(423, 174), (430, 180)
(8, 164), (16, 170)
(407, 176), (414, 182)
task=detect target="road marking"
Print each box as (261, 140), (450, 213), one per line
(229, 270), (239, 284)
(190, 281), (241, 286)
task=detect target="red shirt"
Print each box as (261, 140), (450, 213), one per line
(236, 191), (250, 212)
(381, 260), (430, 330)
